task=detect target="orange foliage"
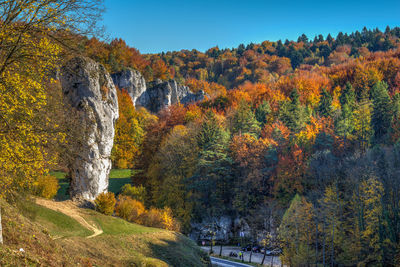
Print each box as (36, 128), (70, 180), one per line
(185, 78), (227, 98)
(277, 69), (331, 106)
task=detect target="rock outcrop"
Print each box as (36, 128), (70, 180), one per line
(60, 57), (119, 201)
(111, 69), (206, 113)
(111, 68), (146, 106)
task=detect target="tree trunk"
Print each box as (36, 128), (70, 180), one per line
(331, 219), (335, 267)
(249, 247), (253, 263)
(210, 240), (213, 255)
(219, 243), (223, 256)
(271, 255), (274, 267)
(0, 207), (3, 245)
(323, 217), (326, 267)
(315, 219), (319, 266)
(261, 246), (267, 265)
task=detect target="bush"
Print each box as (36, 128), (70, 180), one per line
(115, 195), (145, 222)
(141, 207), (181, 231)
(94, 192), (116, 215)
(116, 158), (128, 169)
(140, 208), (164, 229)
(34, 175), (60, 199)
(121, 184), (146, 202)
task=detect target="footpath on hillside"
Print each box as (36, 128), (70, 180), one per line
(35, 198), (103, 238)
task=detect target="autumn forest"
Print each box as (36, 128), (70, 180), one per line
(96, 27), (400, 266)
(1, 0), (400, 265)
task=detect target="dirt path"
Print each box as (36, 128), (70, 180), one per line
(35, 198), (103, 239)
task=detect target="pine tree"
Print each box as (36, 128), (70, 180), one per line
(340, 82), (356, 110)
(255, 100), (271, 127)
(230, 100), (261, 137)
(280, 88), (307, 133)
(189, 111), (233, 219)
(318, 88), (333, 117)
(371, 81), (392, 144)
(335, 104), (354, 143)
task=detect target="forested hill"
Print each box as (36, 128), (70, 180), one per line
(95, 26), (400, 266)
(84, 26), (400, 88)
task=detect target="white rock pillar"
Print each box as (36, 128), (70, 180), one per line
(60, 57), (119, 201)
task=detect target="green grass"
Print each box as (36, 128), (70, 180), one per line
(17, 200), (91, 238)
(3, 198), (210, 266)
(108, 169), (133, 194)
(81, 208), (159, 235)
(51, 169), (134, 200)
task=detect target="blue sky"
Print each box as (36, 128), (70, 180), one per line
(103, 0), (400, 54)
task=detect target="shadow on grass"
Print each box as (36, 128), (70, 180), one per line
(52, 169), (133, 201)
(148, 233), (211, 267)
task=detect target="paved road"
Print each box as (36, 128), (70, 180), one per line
(210, 257), (253, 267)
(202, 246), (282, 266)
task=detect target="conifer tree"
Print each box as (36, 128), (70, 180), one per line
(189, 111), (233, 219)
(255, 100), (271, 127)
(230, 100), (261, 137)
(371, 81), (392, 144)
(318, 88), (333, 117)
(280, 88), (307, 133)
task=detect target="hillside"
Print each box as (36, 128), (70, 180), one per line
(0, 198), (210, 266)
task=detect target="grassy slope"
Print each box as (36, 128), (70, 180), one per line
(0, 199), (210, 266)
(51, 169), (132, 200)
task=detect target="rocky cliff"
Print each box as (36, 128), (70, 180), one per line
(60, 56), (119, 201)
(111, 68), (147, 106)
(112, 69), (206, 113)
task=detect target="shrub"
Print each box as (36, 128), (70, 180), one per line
(94, 192), (116, 215)
(34, 175), (60, 199)
(141, 207), (181, 231)
(115, 195), (145, 222)
(141, 208), (164, 228)
(116, 158), (128, 169)
(121, 184), (146, 202)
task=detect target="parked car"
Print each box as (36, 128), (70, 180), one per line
(266, 248), (282, 256)
(241, 245), (252, 251)
(229, 251), (238, 257)
(252, 245), (262, 253)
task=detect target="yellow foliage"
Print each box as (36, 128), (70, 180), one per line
(140, 207), (181, 231)
(115, 196), (145, 222)
(94, 192), (116, 215)
(33, 175), (60, 199)
(0, 1), (71, 199)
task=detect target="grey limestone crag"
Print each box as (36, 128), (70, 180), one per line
(112, 69), (206, 113)
(60, 56), (119, 201)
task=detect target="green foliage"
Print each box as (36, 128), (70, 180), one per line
(230, 100), (261, 137)
(121, 184), (146, 202)
(317, 88), (333, 117)
(339, 82), (356, 110)
(255, 100), (271, 127)
(189, 111), (233, 219)
(371, 81), (392, 144)
(279, 88), (308, 133)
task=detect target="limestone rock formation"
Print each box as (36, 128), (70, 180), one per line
(111, 69), (206, 113)
(189, 216), (233, 242)
(139, 79), (206, 112)
(60, 57), (119, 201)
(111, 68), (146, 106)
